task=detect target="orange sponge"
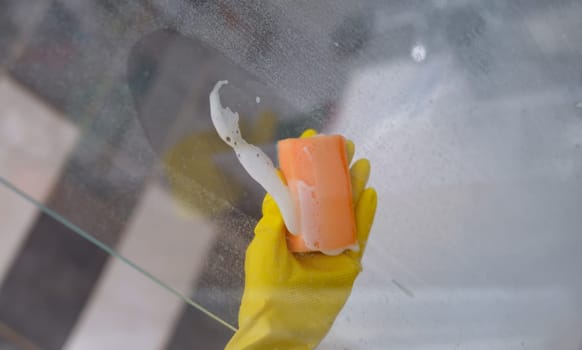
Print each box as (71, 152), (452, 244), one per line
(278, 135), (357, 254)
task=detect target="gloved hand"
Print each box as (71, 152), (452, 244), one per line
(226, 129), (377, 350)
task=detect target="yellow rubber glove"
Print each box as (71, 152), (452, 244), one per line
(226, 129), (378, 350)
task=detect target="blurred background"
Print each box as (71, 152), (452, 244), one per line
(1, 1), (582, 349)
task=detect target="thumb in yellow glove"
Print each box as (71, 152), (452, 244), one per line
(226, 129), (377, 349)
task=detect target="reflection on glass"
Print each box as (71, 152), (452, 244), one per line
(0, 1), (581, 349)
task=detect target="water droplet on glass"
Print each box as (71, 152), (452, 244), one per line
(411, 44), (427, 62)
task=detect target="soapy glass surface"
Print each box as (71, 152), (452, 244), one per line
(212, 83), (359, 255)
(211, 81), (358, 255)
(1, 2), (582, 349)
(209, 80), (298, 235)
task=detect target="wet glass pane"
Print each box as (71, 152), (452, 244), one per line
(1, 1), (582, 349)
(0, 183), (232, 349)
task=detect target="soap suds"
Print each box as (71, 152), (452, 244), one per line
(293, 179), (360, 255)
(210, 81), (299, 234)
(321, 242), (359, 256)
(294, 180), (318, 249)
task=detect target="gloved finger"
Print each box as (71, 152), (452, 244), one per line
(355, 187), (377, 255)
(254, 194), (288, 254)
(350, 158), (370, 206)
(300, 128), (317, 138)
(261, 193), (282, 218)
(345, 139), (355, 164)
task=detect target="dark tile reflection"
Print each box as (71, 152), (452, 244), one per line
(0, 320), (40, 350)
(0, 340), (20, 350)
(8, 2), (83, 112)
(0, 213), (108, 350)
(164, 304), (233, 350)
